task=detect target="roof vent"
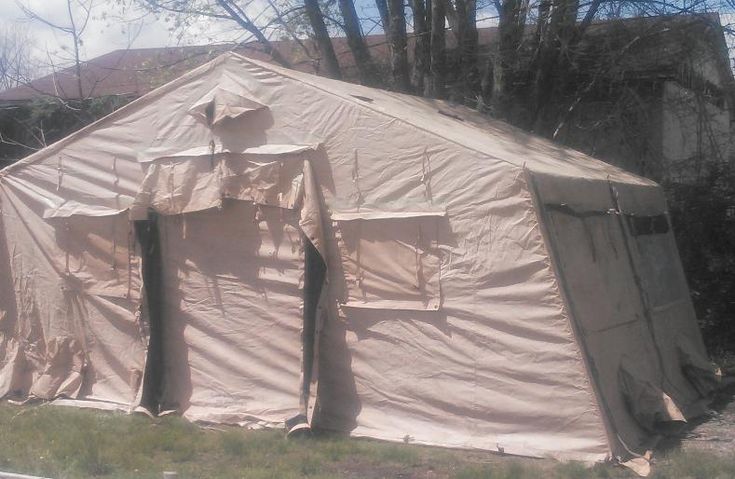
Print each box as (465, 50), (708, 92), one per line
(351, 95), (374, 103)
(188, 86), (268, 127)
(437, 109), (464, 121)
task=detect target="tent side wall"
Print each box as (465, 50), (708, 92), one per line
(0, 177), (147, 405)
(0, 56), (327, 422)
(292, 97), (611, 457)
(0, 58), (229, 408)
(530, 173), (716, 459)
(0, 198), (21, 398)
(167, 56), (613, 459)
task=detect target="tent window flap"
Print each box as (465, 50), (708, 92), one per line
(334, 214), (442, 311)
(626, 214), (669, 236)
(131, 148), (313, 217)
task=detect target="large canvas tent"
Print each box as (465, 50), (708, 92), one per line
(0, 53), (720, 470)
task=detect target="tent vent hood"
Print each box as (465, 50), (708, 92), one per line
(188, 85), (268, 127)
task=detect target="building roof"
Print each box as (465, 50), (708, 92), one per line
(0, 33), (407, 102)
(0, 45), (232, 102)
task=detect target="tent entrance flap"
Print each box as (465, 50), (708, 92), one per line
(135, 211), (165, 415)
(153, 202), (309, 425)
(538, 195), (670, 456)
(134, 203), (325, 425)
(534, 174), (718, 463)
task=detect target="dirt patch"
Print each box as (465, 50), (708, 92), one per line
(654, 379), (735, 460)
(676, 381), (735, 456)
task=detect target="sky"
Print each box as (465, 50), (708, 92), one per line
(0, 0), (392, 79)
(0, 0), (257, 73)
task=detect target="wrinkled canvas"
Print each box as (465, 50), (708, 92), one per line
(0, 53), (715, 467)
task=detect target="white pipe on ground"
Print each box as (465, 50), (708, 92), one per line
(0, 472), (53, 479)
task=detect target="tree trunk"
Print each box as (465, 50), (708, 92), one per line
(375, 0), (391, 33)
(411, 0), (430, 94)
(531, 0), (581, 131)
(386, 0), (411, 92)
(532, 0), (551, 63)
(453, 0), (479, 104)
(338, 0), (379, 85)
(428, 0), (446, 98)
(483, 0), (529, 114)
(303, 0), (343, 79)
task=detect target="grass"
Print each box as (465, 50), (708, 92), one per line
(0, 402), (732, 479)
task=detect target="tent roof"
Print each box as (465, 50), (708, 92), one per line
(0, 52), (658, 189)
(232, 53), (656, 186)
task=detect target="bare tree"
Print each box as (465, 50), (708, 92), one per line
(138, 0), (294, 69)
(483, 0), (528, 114)
(302, 0), (342, 78)
(410, 0), (430, 94)
(17, 0), (95, 100)
(0, 24), (36, 91)
(386, 0), (410, 91)
(428, 0), (446, 98)
(375, 0), (390, 33)
(449, 0), (480, 102)
(338, 0), (379, 84)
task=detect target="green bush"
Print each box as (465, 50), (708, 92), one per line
(667, 162), (735, 356)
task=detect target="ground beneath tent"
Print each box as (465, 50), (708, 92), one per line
(0, 384), (734, 478)
(666, 381), (735, 456)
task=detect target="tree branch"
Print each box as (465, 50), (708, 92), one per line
(214, 0), (292, 68)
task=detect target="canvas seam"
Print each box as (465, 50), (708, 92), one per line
(522, 169), (614, 459)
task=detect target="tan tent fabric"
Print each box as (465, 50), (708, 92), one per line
(618, 359), (686, 433)
(130, 148), (311, 219)
(316, 170), (609, 460)
(299, 160), (327, 259)
(334, 215), (442, 311)
(156, 202), (307, 425)
(534, 172), (715, 458)
(188, 86), (268, 127)
(0, 182), (145, 405)
(0, 52), (717, 468)
(624, 215), (716, 416)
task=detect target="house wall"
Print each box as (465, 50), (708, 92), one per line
(660, 80), (732, 184)
(686, 40), (726, 88)
(556, 84), (665, 181)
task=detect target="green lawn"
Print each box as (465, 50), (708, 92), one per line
(0, 402), (732, 479)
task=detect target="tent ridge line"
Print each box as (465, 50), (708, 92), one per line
(225, 53), (519, 171)
(229, 53), (655, 186)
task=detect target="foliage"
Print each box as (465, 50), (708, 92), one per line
(0, 95), (132, 164)
(667, 162), (735, 355)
